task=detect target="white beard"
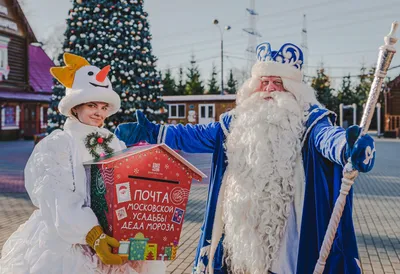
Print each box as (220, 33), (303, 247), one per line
(222, 92), (305, 274)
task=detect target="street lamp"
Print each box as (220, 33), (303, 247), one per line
(213, 19), (231, 95)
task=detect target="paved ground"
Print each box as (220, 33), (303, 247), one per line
(1, 139), (400, 273)
(0, 141), (31, 193)
(353, 139), (400, 274)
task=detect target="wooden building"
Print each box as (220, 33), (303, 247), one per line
(162, 95), (236, 125)
(385, 75), (400, 138)
(0, 0), (54, 141)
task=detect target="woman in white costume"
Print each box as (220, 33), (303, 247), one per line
(0, 53), (165, 274)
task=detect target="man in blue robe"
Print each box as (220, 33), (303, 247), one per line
(115, 42), (375, 274)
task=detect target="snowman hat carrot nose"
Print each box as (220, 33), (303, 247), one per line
(50, 53), (121, 118)
(96, 65), (111, 82)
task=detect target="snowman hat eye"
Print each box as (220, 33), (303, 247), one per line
(88, 71), (94, 76)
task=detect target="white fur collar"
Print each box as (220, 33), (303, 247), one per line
(63, 117), (113, 141)
(62, 118), (124, 163)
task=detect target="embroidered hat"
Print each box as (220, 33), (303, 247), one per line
(251, 42), (304, 82)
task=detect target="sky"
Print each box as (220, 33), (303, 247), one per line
(20, 0), (400, 87)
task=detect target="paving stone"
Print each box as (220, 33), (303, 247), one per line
(1, 138), (400, 273)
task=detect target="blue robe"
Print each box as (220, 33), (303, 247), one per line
(115, 105), (361, 274)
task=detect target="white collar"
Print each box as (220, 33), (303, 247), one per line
(63, 117), (112, 140)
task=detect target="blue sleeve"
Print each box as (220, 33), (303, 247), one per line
(311, 116), (347, 166)
(115, 110), (221, 152)
(163, 122), (220, 153)
(114, 122), (162, 147)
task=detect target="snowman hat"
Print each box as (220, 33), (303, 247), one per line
(50, 53), (121, 117)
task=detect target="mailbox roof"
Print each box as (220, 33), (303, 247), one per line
(83, 144), (207, 179)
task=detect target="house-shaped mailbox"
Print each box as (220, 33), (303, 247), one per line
(84, 144), (206, 261)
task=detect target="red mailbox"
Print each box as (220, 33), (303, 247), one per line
(84, 144), (206, 261)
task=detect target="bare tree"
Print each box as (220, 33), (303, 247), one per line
(231, 67), (250, 87)
(17, 0), (26, 6)
(41, 24), (66, 63)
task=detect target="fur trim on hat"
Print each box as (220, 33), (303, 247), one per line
(58, 86), (121, 117)
(251, 61), (303, 82)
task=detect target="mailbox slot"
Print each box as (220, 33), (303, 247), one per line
(128, 175), (179, 185)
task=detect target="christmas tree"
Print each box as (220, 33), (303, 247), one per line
(337, 75), (358, 126)
(311, 68), (337, 112)
(47, 0), (168, 133)
(146, 251), (155, 260)
(161, 68), (176, 96)
(355, 66), (374, 106)
(226, 69), (238, 94)
(176, 67), (186, 95)
(337, 75), (356, 107)
(185, 55), (204, 95)
(207, 65), (219, 94)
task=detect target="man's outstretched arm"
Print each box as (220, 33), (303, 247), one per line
(115, 110), (221, 154)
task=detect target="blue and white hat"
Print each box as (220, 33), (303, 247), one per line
(251, 42), (304, 82)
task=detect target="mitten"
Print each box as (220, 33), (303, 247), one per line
(86, 225), (123, 265)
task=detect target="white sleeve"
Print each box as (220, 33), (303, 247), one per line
(119, 140), (127, 150)
(24, 131), (98, 245)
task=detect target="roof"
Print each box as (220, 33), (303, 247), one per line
(29, 45), (54, 93)
(387, 74), (400, 90)
(162, 94), (236, 102)
(83, 144), (207, 179)
(0, 90), (51, 102)
(12, 0), (38, 42)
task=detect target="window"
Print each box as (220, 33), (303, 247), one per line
(0, 36), (10, 81)
(40, 107), (48, 128)
(208, 105), (213, 118)
(168, 104), (186, 118)
(1, 105), (20, 130)
(200, 106), (206, 118)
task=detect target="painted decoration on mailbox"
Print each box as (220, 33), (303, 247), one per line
(84, 144), (206, 261)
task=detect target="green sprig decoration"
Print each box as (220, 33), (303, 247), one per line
(84, 132), (114, 159)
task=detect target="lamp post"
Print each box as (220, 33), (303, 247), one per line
(213, 19), (231, 95)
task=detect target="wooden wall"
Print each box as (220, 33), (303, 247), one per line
(5, 35), (27, 87)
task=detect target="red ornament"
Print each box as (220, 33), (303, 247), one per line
(97, 137), (104, 144)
